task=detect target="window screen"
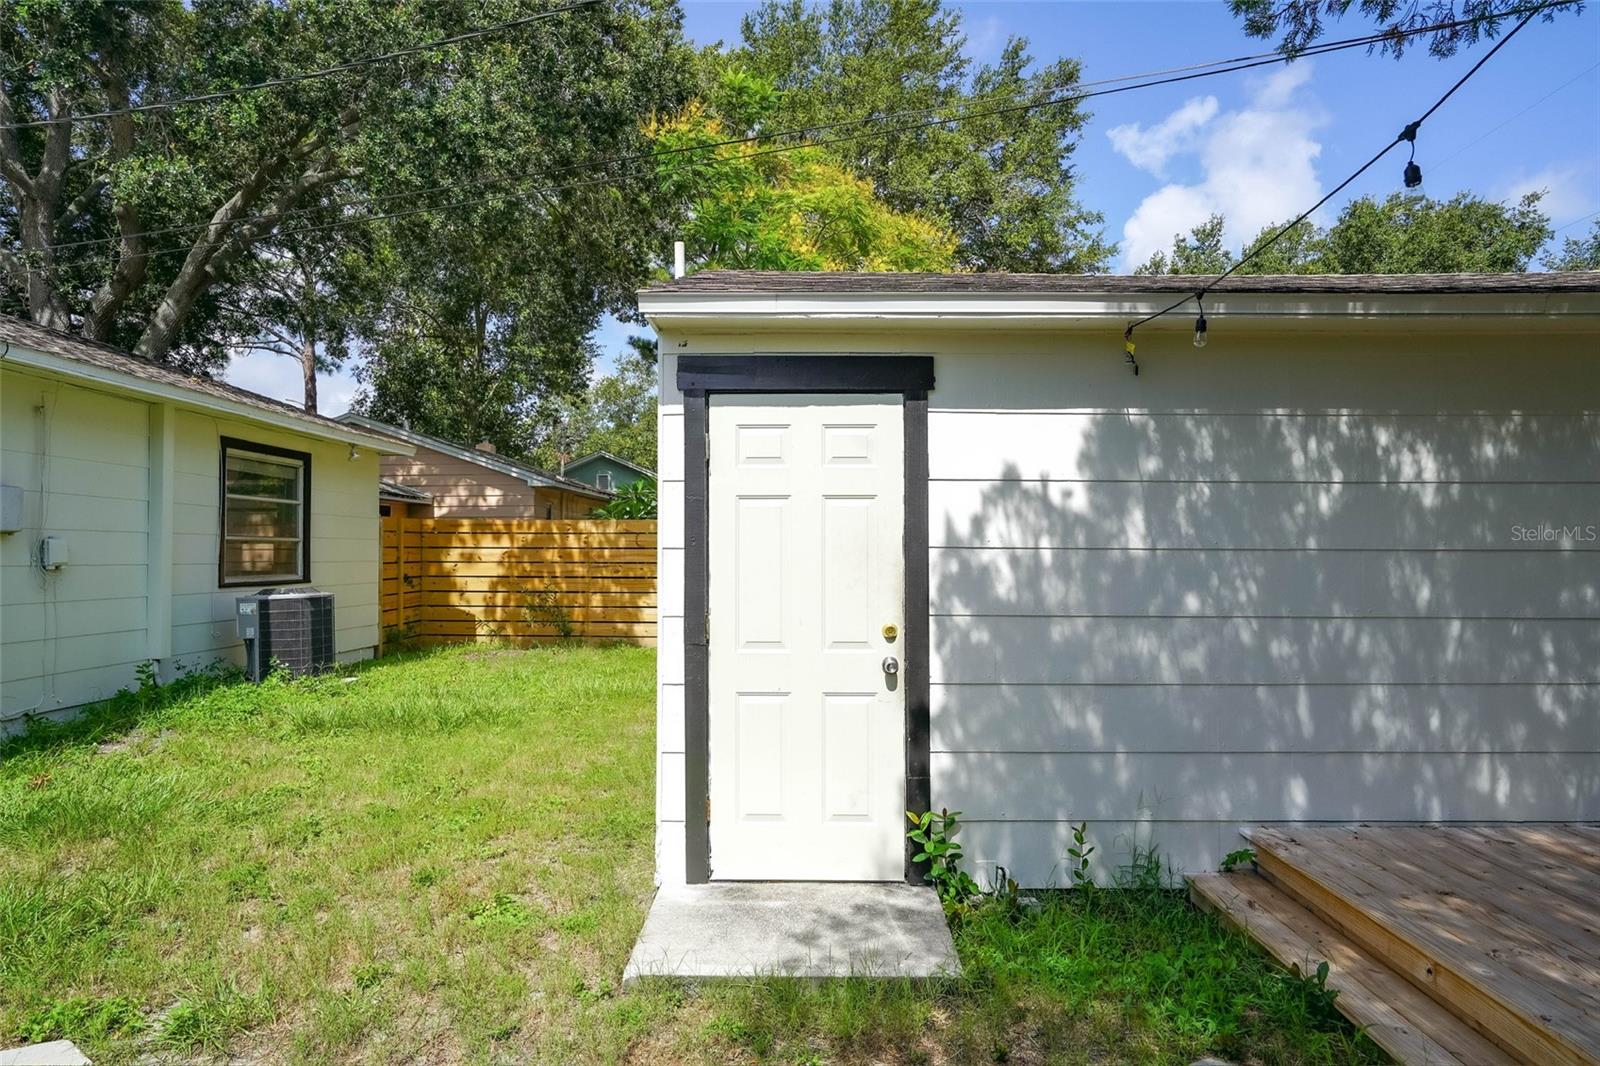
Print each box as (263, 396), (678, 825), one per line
(221, 440), (310, 585)
(597, 472), (613, 491)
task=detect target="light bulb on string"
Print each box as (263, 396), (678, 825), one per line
(1399, 120), (1426, 202)
(1192, 298), (1208, 349)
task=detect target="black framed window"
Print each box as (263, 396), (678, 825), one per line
(220, 438), (311, 586)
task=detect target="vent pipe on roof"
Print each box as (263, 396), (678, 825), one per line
(673, 240), (685, 279)
(475, 440), (496, 454)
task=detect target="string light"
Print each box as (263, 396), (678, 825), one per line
(1116, 5), (1542, 375)
(1400, 121), (1426, 199)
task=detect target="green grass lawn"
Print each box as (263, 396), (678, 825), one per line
(0, 646), (1385, 1065)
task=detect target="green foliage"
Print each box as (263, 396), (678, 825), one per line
(2, 0), (696, 423)
(155, 980), (271, 1053)
(1138, 191), (1554, 276)
(467, 893), (542, 930)
(906, 808), (982, 908)
(1228, 0), (1579, 58)
(1280, 959), (1343, 1028)
(653, 67), (956, 272)
(732, 0), (1113, 271)
(535, 348), (658, 473)
(1220, 847), (1258, 873)
(591, 477), (657, 519)
(707, 868), (1382, 1064)
(521, 584), (577, 641)
(1067, 820), (1096, 888)
(1134, 214), (1233, 275)
(18, 995), (144, 1045)
(1544, 218), (1600, 271)
(1302, 192), (1552, 273)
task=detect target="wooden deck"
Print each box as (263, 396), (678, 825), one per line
(1192, 825), (1600, 1066)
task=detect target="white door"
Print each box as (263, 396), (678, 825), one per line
(708, 394), (905, 881)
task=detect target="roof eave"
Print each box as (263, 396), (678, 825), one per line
(568, 450), (655, 477)
(639, 289), (1600, 331)
(3, 343), (413, 454)
(340, 414), (612, 500)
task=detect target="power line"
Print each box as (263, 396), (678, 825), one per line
(1431, 61), (1599, 171)
(0, 1), (602, 131)
(39, 11), (1501, 255)
(28, 2), (1577, 264)
(1553, 208), (1600, 233)
(1120, 5), (1545, 373)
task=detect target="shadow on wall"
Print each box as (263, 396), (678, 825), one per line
(928, 406), (1600, 884)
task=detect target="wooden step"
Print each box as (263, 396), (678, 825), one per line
(1246, 827), (1600, 1066)
(1191, 871), (1513, 1066)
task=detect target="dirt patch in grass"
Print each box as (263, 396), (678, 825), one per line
(1, 646), (1384, 1065)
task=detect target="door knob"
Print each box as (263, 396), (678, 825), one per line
(882, 656), (899, 675)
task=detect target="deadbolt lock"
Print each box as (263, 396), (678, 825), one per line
(881, 623), (898, 641)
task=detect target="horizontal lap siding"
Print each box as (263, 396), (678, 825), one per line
(932, 683), (1600, 754)
(1, 373), (150, 720)
(933, 548), (1599, 618)
(380, 446), (546, 518)
(656, 359), (686, 884)
(923, 340), (1600, 881)
(639, 327), (1600, 885)
(170, 411), (380, 670)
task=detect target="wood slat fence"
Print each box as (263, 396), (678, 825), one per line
(380, 515), (656, 648)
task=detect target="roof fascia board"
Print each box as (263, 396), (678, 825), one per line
(569, 450), (655, 477)
(639, 290), (1600, 324)
(341, 414), (610, 500)
(3, 344), (412, 454)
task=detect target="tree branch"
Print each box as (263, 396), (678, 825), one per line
(134, 105), (361, 360)
(85, 66), (148, 340)
(59, 177), (108, 228)
(0, 86), (35, 195)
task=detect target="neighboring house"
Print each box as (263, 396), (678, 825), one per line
(378, 479), (433, 520)
(339, 414), (610, 519)
(637, 271), (1600, 887)
(0, 315), (410, 731)
(562, 450), (654, 493)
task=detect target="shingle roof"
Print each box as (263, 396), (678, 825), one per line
(379, 479), (432, 503)
(566, 450), (655, 478)
(0, 313), (377, 441)
(338, 414), (613, 500)
(644, 270), (1600, 296)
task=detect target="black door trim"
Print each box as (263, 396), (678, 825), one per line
(678, 355), (934, 884)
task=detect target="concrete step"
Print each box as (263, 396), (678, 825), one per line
(1191, 871), (1512, 1066)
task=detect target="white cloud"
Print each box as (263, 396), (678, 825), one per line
(1107, 96), (1218, 177)
(1495, 163), (1599, 225)
(1115, 62), (1326, 269)
(1252, 62), (1313, 108)
(224, 349), (362, 417)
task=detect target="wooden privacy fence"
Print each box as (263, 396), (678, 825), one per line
(380, 516), (656, 647)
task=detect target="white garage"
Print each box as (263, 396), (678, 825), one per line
(638, 271), (1600, 887)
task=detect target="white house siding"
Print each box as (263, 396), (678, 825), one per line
(1, 365), (382, 729)
(168, 409), (381, 671)
(1, 370), (152, 719)
(654, 349), (687, 883)
(651, 324), (1600, 886)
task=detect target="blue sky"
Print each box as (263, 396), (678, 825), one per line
(225, 0), (1600, 412)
